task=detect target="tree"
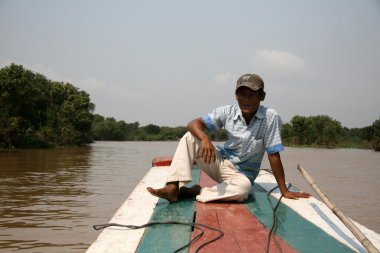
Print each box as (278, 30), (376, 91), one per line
(0, 64), (51, 147)
(55, 83), (94, 144)
(372, 119), (380, 151)
(285, 115), (344, 148)
(92, 116), (127, 141)
(143, 124), (161, 135)
(0, 64), (94, 148)
(281, 123), (292, 144)
(290, 115), (312, 145)
(310, 115), (342, 147)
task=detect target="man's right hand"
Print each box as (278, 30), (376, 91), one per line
(199, 138), (216, 164)
(187, 117), (216, 164)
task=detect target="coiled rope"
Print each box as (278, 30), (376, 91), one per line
(93, 221), (224, 253)
(266, 183), (291, 253)
(93, 170), (289, 253)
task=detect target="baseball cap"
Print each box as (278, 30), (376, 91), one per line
(236, 74), (264, 92)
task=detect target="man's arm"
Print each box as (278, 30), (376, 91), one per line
(268, 152), (311, 199)
(187, 118), (216, 163)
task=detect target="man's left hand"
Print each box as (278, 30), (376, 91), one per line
(282, 191), (311, 200)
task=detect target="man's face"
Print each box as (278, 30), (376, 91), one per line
(236, 86), (263, 115)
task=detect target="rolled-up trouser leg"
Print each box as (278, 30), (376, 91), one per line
(166, 132), (198, 187)
(196, 158), (251, 203)
(166, 132), (251, 203)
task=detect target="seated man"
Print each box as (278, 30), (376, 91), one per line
(147, 73), (310, 203)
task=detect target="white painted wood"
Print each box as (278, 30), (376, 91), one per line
(86, 166), (169, 253)
(254, 170), (380, 253)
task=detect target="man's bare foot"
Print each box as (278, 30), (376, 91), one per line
(179, 184), (201, 198)
(146, 182), (179, 203)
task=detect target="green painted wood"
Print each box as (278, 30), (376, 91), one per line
(245, 184), (356, 253)
(136, 166), (200, 253)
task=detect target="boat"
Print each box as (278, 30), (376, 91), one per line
(86, 157), (380, 253)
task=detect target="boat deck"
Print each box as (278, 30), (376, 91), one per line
(87, 165), (380, 253)
(188, 170), (297, 253)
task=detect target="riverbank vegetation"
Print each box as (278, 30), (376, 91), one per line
(282, 115), (380, 149)
(0, 64), (94, 149)
(1, 64), (379, 151)
(92, 113), (380, 150)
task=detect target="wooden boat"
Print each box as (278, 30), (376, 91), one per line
(86, 157), (380, 253)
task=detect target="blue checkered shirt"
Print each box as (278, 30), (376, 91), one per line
(202, 104), (284, 182)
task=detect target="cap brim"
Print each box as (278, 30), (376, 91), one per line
(236, 83), (262, 91)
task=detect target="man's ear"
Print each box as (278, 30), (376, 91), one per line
(260, 91), (266, 101)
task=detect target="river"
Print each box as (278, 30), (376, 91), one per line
(0, 141), (379, 252)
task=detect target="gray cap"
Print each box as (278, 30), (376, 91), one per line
(236, 74), (264, 92)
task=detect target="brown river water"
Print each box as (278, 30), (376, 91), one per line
(0, 141), (379, 252)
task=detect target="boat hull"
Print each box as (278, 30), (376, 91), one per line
(87, 161), (380, 253)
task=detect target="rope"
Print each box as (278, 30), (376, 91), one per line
(265, 183), (292, 253)
(93, 221), (224, 253)
(93, 169), (289, 253)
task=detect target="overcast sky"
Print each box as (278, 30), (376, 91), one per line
(1, 0), (379, 128)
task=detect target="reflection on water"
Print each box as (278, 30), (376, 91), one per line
(0, 142), (379, 252)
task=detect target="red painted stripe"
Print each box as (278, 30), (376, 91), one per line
(190, 171), (297, 253)
(151, 156), (173, 167)
(151, 157), (196, 167)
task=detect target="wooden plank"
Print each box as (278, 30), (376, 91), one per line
(135, 198), (196, 253)
(86, 166), (171, 253)
(190, 203), (242, 253)
(245, 188), (356, 253)
(136, 167), (200, 253)
(253, 170), (376, 253)
(298, 164), (379, 253)
(190, 171), (297, 253)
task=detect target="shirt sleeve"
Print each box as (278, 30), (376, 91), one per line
(202, 105), (230, 132)
(264, 109), (284, 154)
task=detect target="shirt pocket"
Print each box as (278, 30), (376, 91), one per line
(239, 138), (264, 162)
(246, 138), (264, 156)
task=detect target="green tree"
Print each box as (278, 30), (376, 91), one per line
(143, 124), (161, 135)
(0, 64), (51, 147)
(281, 122), (292, 144)
(310, 115), (342, 147)
(290, 115), (312, 145)
(0, 64), (94, 148)
(372, 119), (380, 151)
(285, 115), (344, 148)
(92, 116), (127, 141)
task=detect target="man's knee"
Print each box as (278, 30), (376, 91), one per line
(238, 177), (252, 201)
(181, 131), (198, 144)
(183, 131), (196, 139)
(229, 176), (251, 202)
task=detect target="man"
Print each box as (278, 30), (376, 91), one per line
(147, 73), (310, 203)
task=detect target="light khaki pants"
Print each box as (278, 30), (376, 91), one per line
(166, 132), (251, 203)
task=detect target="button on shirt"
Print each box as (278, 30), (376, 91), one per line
(202, 104), (284, 182)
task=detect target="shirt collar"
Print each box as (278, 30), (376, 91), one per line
(234, 105), (264, 121)
(233, 105), (242, 121)
(255, 105), (265, 119)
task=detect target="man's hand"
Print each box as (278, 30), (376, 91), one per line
(282, 190), (311, 200)
(187, 117), (216, 164)
(199, 138), (216, 164)
(268, 152), (311, 200)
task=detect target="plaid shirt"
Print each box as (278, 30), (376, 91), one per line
(202, 104), (284, 181)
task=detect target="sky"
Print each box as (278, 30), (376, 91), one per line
(1, 0), (379, 128)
